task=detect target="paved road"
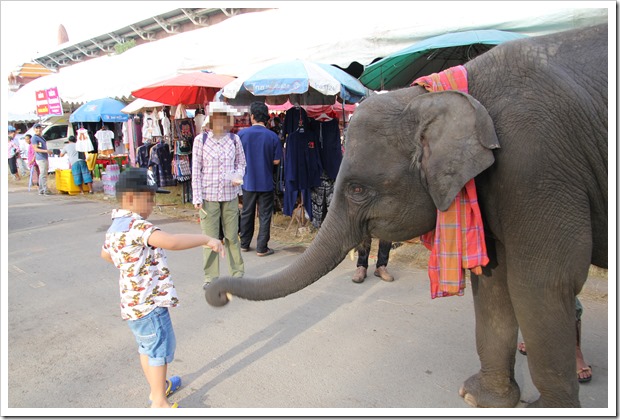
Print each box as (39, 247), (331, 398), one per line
(3, 186), (611, 415)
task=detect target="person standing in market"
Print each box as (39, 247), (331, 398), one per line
(31, 123), (54, 195)
(238, 101), (283, 257)
(60, 135), (94, 194)
(24, 134), (39, 188)
(7, 125), (21, 181)
(351, 237), (395, 283)
(192, 102), (246, 290)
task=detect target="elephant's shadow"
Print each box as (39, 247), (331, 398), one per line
(178, 290), (348, 408)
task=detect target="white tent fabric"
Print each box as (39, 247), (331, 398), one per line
(7, 4), (608, 119)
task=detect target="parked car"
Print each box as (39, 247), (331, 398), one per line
(21, 114), (74, 154)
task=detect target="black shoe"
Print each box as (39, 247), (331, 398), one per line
(240, 246), (250, 252)
(256, 248), (274, 257)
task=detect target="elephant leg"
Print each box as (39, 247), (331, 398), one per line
(510, 280), (581, 407)
(459, 246), (521, 407)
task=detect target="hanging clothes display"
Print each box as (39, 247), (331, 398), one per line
(136, 140), (155, 168)
(75, 126), (94, 152)
(309, 116), (342, 228)
(282, 106), (321, 219)
(95, 125), (115, 155)
(148, 140), (176, 187)
(194, 109), (206, 135)
(159, 107), (171, 141)
(121, 121), (130, 154)
(142, 110), (162, 141)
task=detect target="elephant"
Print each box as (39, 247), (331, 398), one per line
(206, 24), (608, 408)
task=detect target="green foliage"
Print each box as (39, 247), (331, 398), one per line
(114, 39), (136, 54)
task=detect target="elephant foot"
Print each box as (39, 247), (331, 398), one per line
(458, 372), (520, 408)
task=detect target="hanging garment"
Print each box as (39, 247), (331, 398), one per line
(311, 173), (336, 229)
(75, 127), (94, 152)
(310, 117), (342, 180)
(283, 106), (311, 137)
(174, 104), (188, 119)
(95, 128), (115, 152)
(136, 142), (155, 168)
(174, 154), (192, 182)
(122, 121), (130, 147)
(161, 116), (171, 139)
(142, 115), (162, 140)
(194, 113), (205, 135)
(148, 141), (176, 187)
(282, 130), (321, 218)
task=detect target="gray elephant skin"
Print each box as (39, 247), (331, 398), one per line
(206, 24), (608, 408)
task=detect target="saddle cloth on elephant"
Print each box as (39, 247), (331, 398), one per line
(414, 66), (489, 299)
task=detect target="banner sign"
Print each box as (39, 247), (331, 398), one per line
(36, 87), (62, 116)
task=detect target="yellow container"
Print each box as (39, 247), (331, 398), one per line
(55, 169), (90, 195)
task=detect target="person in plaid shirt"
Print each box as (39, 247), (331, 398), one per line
(192, 102), (246, 290)
(101, 167), (224, 408)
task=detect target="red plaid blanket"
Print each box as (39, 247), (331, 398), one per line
(413, 66), (489, 298)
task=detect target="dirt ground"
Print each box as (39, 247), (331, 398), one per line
(26, 176), (608, 290)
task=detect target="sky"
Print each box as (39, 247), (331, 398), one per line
(0, 1), (190, 73)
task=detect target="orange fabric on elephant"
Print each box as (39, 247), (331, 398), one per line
(413, 66), (489, 298)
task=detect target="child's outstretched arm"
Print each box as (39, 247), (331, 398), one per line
(148, 230), (225, 257)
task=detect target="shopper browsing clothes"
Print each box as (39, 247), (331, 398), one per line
(192, 102), (246, 290)
(101, 167), (224, 408)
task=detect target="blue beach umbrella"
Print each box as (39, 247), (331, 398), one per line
(220, 59), (371, 106)
(360, 29), (528, 91)
(70, 97), (129, 123)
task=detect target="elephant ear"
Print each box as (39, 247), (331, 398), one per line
(408, 90), (500, 211)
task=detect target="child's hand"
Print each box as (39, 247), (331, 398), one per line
(204, 237), (225, 258)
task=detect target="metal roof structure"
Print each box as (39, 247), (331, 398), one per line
(32, 8), (267, 71)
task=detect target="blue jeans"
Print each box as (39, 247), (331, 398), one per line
(127, 306), (176, 367)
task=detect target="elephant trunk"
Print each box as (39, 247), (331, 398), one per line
(205, 209), (359, 307)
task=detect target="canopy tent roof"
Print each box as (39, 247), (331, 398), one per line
(6, 4), (608, 120)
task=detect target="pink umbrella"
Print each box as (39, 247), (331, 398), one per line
(267, 100), (357, 119)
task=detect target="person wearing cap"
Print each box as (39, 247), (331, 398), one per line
(238, 101), (283, 257)
(7, 125), (21, 181)
(192, 102), (246, 289)
(31, 123), (54, 195)
(101, 167), (224, 408)
(60, 135), (93, 194)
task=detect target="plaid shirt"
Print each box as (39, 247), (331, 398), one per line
(191, 130), (246, 205)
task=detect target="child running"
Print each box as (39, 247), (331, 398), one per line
(101, 167), (224, 408)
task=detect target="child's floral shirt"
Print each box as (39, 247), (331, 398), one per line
(102, 209), (179, 320)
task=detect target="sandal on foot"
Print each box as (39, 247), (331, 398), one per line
(149, 375), (182, 404)
(171, 402), (179, 408)
(577, 366), (592, 383)
(517, 342), (527, 356)
(165, 376), (182, 396)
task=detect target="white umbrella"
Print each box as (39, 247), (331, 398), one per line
(121, 98), (168, 114)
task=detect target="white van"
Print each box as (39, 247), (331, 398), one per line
(22, 114), (75, 153)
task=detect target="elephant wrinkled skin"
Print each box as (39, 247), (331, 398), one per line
(206, 24), (608, 408)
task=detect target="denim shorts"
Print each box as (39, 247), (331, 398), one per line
(127, 306), (176, 366)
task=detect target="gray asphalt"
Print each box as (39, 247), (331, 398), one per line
(3, 184), (612, 415)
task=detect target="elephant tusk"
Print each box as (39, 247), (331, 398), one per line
(226, 292), (233, 301)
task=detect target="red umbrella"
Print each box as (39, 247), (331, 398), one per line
(131, 72), (236, 106)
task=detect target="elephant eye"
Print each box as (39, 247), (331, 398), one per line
(347, 183), (372, 203)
